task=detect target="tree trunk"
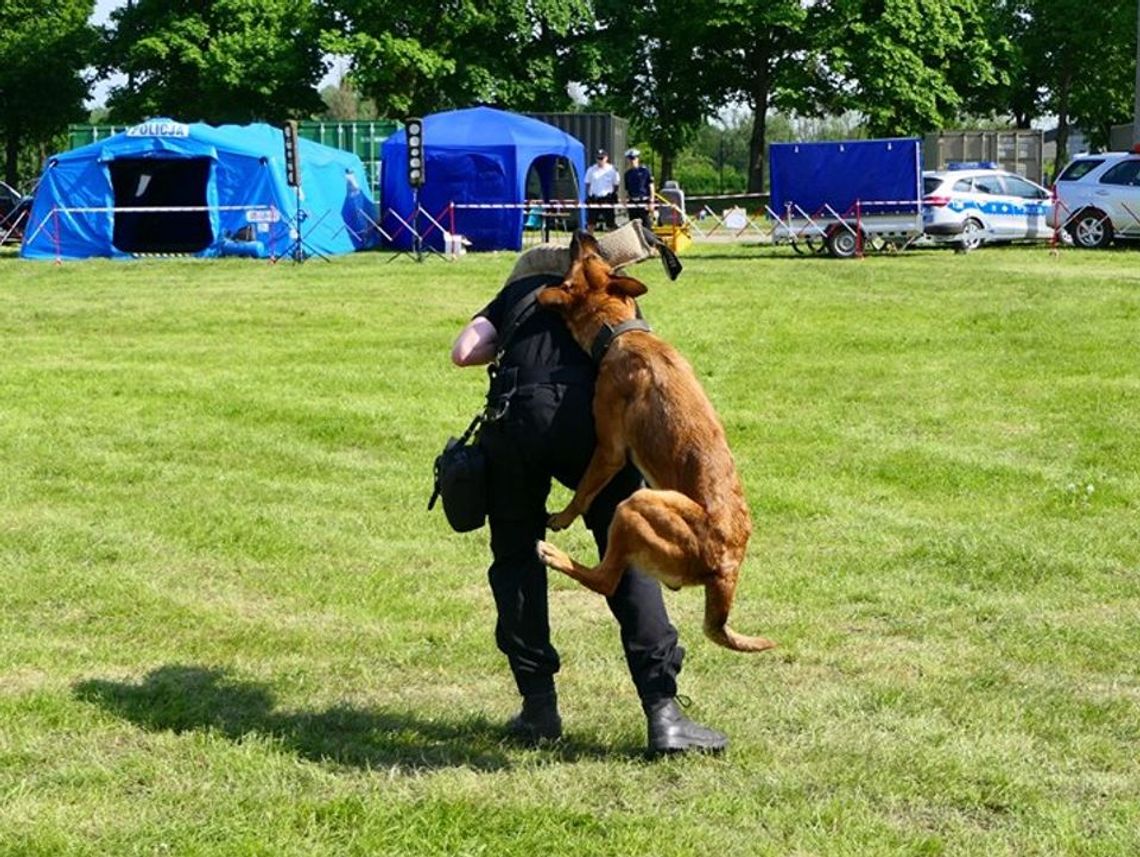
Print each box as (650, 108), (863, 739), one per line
(660, 151), (674, 184)
(1134, 0), (1140, 145)
(747, 55), (771, 194)
(747, 104), (768, 195)
(1054, 73), (1071, 179)
(5, 129), (21, 187)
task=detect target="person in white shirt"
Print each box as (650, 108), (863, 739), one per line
(584, 149), (620, 232)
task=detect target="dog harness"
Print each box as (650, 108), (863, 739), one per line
(590, 318), (653, 365)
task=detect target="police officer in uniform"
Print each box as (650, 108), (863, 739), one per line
(450, 226), (726, 755)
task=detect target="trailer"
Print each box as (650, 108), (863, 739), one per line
(767, 138), (924, 258)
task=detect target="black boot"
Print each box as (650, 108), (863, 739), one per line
(505, 691), (562, 744)
(643, 697), (727, 756)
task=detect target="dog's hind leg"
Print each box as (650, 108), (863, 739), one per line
(538, 488), (705, 598)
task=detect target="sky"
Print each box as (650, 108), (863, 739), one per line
(92, 0), (119, 25)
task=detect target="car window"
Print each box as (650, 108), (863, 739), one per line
(1099, 159), (1140, 186)
(1004, 176), (1046, 199)
(1057, 159), (1104, 181)
(972, 175), (1005, 195)
(923, 177), (943, 195)
(952, 179), (973, 192)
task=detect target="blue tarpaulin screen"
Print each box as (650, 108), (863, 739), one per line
(768, 138), (922, 215)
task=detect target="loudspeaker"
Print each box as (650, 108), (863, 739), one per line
(283, 120), (301, 187)
(405, 117), (425, 187)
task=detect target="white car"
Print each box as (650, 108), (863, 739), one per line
(1051, 151), (1140, 248)
(922, 164), (1053, 251)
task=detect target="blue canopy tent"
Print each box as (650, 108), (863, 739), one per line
(380, 107), (585, 252)
(21, 118), (378, 260)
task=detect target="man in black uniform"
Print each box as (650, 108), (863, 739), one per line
(450, 225), (726, 755)
(623, 148), (655, 229)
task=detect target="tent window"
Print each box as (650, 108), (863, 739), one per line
(109, 157), (212, 253)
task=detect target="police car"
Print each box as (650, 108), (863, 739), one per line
(922, 162), (1053, 251)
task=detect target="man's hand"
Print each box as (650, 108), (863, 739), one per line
(546, 507), (579, 532)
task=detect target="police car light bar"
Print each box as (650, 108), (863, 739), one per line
(946, 161), (999, 170)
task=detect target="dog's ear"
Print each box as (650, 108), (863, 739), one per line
(608, 273), (648, 298)
(570, 230), (601, 262)
(537, 284), (570, 308)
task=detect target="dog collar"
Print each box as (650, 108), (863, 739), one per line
(591, 318), (652, 364)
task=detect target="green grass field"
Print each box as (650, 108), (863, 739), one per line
(1, 244), (1138, 856)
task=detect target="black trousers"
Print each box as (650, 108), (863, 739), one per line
(587, 194), (617, 231)
(479, 381), (683, 702)
(628, 203), (652, 229)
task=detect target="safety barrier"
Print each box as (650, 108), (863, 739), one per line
(761, 199), (924, 258)
(22, 204), (292, 263)
(24, 194), (1106, 263)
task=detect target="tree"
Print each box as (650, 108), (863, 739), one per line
(319, 78), (379, 120)
(320, 0), (591, 117)
(574, 0), (722, 182)
(702, 0), (817, 192)
(1008, 0), (1134, 170)
(99, 0), (326, 124)
(0, 0), (95, 186)
(1048, 0), (1134, 155)
(815, 0), (1005, 137)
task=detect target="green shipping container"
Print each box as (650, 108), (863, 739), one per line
(67, 119), (400, 198)
(296, 120), (400, 198)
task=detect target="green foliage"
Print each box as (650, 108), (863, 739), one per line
(0, 0), (95, 185)
(318, 79), (380, 120)
(1020, 0), (1136, 158)
(816, 0), (1006, 137)
(581, 0), (723, 179)
(1, 246), (1139, 854)
(321, 0), (592, 116)
(701, 0), (816, 190)
(100, 0), (327, 123)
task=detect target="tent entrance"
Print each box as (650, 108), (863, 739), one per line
(109, 157), (213, 254)
(525, 156), (581, 236)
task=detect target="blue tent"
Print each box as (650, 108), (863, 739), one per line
(21, 118), (377, 260)
(380, 107), (585, 252)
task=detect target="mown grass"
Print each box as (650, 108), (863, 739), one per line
(1, 243), (1137, 856)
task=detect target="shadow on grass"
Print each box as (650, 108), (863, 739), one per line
(74, 664), (634, 772)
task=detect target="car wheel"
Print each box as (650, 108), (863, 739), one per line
(1068, 209), (1113, 249)
(959, 217), (985, 252)
(826, 226), (860, 259)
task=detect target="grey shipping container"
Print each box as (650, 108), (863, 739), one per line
(296, 120), (399, 198)
(923, 130), (1045, 184)
(1109, 122), (1137, 151)
(524, 112), (629, 200)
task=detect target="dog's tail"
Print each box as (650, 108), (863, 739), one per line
(703, 580), (777, 653)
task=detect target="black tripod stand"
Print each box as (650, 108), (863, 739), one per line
(387, 187), (443, 264)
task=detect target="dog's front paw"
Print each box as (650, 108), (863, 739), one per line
(536, 540), (573, 573)
(546, 509), (577, 532)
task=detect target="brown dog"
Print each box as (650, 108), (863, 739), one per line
(535, 232), (775, 653)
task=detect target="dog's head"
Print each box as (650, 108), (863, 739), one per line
(537, 232), (647, 323)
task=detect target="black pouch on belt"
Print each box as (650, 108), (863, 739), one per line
(428, 412), (487, 533)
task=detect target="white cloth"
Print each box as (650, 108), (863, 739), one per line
(585, 162), (620, 198)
